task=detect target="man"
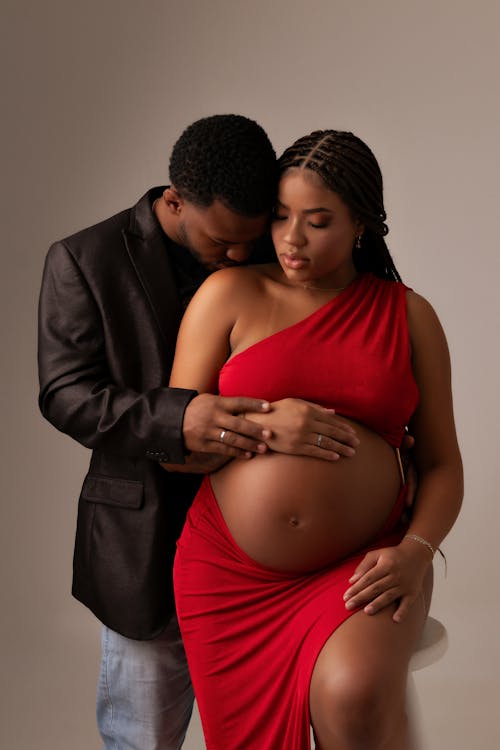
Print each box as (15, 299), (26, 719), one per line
(38, 114), (358, 749)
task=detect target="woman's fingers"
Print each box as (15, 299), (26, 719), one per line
(344, 574), (394, 610)
(310, 409), (360, 457)
(363, 587), (402, 615)
(343, 549), (399, 608)
(307, 432), (357, 458)
(183, 396), (360, 460)
(313, 416), (360, 447)
(348, 552), (378, 583)
(393, 595), (415, 623)
(343, 544), (429, 618)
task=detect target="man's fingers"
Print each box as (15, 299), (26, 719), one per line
(400, 433), (415, 451)
(183, 394), (272, 455)
(212, 427), (268, 456)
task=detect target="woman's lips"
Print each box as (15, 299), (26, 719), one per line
(282, 254), (309, 270)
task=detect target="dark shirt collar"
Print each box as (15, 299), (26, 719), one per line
(167, 240), (209, 309)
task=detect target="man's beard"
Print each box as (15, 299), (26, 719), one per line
(177, 222), (201, 263)
(177, 221), (240, 272)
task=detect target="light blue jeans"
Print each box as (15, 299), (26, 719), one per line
(97, 615), (194, 750)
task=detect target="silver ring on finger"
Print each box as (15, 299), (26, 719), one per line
(316, 433), (324, 448)
(219, 430), (227, 443)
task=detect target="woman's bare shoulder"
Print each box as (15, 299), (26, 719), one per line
(405, 289), (448, 352)
(406, 289), (441, 325)
(196, 263), (280, 300)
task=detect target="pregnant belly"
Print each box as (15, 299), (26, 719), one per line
(210, 424), (403, 572)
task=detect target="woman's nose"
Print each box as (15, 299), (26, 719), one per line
(283, 220), (306, 248)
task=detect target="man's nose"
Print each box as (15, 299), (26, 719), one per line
(225, 244), (253, 263)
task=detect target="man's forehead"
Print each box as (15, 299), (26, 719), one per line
(203, 200), (269, 241)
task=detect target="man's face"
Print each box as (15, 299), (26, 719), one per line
(177, 199), (270, 271)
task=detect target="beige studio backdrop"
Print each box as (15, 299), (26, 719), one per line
(1, 1), (499, 748)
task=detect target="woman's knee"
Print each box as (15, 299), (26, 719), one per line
(312, 664), (406, 747)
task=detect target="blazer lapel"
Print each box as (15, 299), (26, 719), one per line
(123, 189), (183, 354)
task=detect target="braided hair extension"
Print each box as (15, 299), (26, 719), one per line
(169, 114), (278, 218)
(278, 131), (401, 281)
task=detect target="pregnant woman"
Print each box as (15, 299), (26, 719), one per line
(170, 130), (463, 749)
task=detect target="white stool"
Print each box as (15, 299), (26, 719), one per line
(407, 616), (448, 748)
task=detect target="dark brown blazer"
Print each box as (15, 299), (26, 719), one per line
(38, 189), (202, 639)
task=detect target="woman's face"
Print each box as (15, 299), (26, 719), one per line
(272, 168), (362, 288)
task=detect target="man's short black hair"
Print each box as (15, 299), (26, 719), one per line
(169, 114), (277, 217)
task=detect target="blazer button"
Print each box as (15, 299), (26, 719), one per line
(146, 449), (169, 462)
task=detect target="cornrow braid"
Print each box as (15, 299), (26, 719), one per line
(278, 130), (401, 281)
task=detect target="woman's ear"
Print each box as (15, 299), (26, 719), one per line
(355, 219), (365, 237)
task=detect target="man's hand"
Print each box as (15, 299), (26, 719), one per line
(182, 394), (272, 458)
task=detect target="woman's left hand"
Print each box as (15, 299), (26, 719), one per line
(342, 539), (433, 622)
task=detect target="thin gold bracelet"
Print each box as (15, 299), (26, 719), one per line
(403, 533), (436, 557)
(403, 534), (448, 575)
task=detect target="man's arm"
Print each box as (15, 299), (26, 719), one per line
(38, 241), (270, 463)
(38, 240), (199, 463)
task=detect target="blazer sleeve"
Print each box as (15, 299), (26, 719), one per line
(37, 240), (196, 463)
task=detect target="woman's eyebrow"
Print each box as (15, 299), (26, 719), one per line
(276, 200), (333, 215)
(303, 207), (333, 215)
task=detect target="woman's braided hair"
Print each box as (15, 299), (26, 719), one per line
(278, 131), (401, 281)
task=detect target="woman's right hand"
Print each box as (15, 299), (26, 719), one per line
(244, 398), (360, 460)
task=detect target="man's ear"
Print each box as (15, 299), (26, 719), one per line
(163, 186), (184, 215)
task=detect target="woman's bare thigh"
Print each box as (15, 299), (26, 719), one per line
(309, 568), (433, 747)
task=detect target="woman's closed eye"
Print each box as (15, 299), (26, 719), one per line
(272, 213), (329, 229)
(308, 221), (329, 229)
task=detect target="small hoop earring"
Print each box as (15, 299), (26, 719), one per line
(355, 234), (362, 249)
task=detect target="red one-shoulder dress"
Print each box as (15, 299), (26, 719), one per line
(174, 273), (419, 749)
